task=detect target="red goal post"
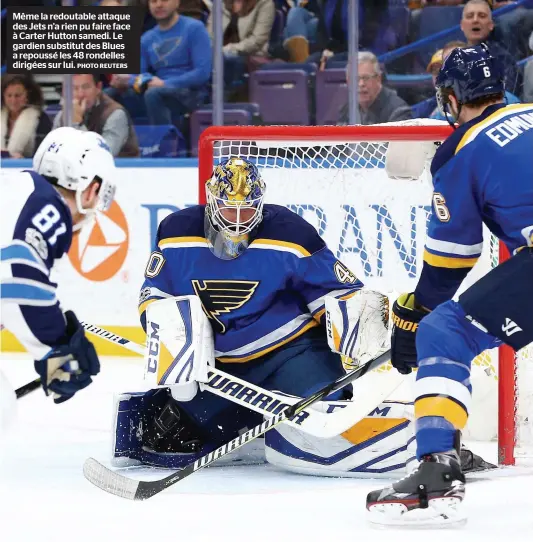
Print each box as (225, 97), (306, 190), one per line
(198, 124), (527, 466)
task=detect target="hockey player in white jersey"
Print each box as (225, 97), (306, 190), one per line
(0, 127), (117, 405)
(366, 46), (533, 526)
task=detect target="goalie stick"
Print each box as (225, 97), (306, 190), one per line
(83, 348), (392, 500)
(80, 322), (403, 438)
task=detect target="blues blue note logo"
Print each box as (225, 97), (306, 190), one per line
(191, 280), (259, 334)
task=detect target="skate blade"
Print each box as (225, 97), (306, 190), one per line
(367, 497), (467, 529)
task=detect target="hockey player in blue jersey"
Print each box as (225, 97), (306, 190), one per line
(110, 156), (400, 473)
(366, 46), (533, 526)
(0, 127), (117, 404)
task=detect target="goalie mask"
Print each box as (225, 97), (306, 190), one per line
(205, 157), (265, 260)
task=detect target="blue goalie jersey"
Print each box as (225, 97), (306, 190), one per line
(139, 204), (363, 363)
(415, 103), (533, 310)
(0, 171), (73, 359)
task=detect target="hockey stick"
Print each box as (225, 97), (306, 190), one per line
(15, 378), (41, 399)
(83, 348), (391, 500)
(80, 322), (403, 438)
(12, 323), (145, 401)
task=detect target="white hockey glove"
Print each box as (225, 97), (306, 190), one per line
(144, 296), (215, 401)
(325, 290), (390, 366)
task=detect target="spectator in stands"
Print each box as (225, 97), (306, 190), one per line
(0, 74), (51, 159)
(338, 52), (413, 125)
(283, 1), (391, 66)
(524, 32), (533, 102)
(54, 74), (139, 157)
(108, 0), (211, 127)
(460, 0), (520, 93)
(205, 0), (275, 96)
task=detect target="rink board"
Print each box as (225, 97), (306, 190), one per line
(1, 158), (493, 355)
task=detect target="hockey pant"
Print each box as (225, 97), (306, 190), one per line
(415, 247), (533, 458)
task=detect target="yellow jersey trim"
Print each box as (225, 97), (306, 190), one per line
(456, 104), (532, 153)
(423, 249), (478, 269)
(159, 236), (208, 248)
(216, 320), (319, 363)
(251, 238), (312, 257)
(138, 298), (159, 317)
(415, 396), (468, 430)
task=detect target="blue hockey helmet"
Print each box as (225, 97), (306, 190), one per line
(436, 45), (504, 118)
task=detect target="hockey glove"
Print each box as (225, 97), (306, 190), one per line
(326, 290), (390, 366)
(391, 293), (428, 375)
(34, 311), (100, 404)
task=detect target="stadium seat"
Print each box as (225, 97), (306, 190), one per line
(250, 69), (311, 125)
(44, 104), (61, 124)
(315, 69), (348, 125)
(135, 125), (187, 158)
(190, 109), (253, 156)
(257, 62), (318, 75)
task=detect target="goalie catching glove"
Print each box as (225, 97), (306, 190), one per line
(325, 290), (390, 366)
(390, 293), (429, 374)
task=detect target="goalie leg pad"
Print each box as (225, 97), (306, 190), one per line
(111, 388), (209, 469)
(111, 387), (266, 469)
(265, 400), (416, 478)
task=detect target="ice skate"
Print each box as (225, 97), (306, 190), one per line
(366, 451), (466, 528)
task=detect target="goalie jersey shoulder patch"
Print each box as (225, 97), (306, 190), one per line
(139, 204), (363, 363)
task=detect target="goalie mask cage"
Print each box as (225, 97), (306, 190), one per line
(198, 125), (533, 467)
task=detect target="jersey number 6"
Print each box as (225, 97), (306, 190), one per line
(432, 193), (451, 222)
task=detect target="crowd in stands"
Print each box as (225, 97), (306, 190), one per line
(1, 0), (532, 158)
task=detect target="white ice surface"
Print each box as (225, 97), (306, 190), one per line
(1, 354), (533, 542)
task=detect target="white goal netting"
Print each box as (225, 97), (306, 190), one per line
(204, 132), (533, 464)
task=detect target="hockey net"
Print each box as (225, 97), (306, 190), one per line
(198, 125), (533, 466)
